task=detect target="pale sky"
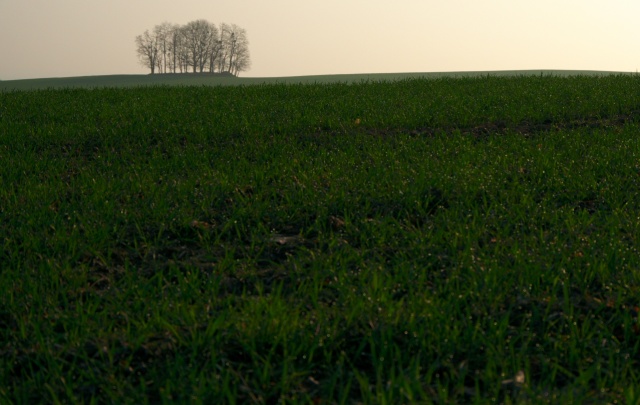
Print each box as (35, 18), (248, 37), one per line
(1, 0), (639, 80)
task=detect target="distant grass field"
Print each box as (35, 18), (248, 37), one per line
(0, 69), (634, 91)
(3, 73), (640, 403)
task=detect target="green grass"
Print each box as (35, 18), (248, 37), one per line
(2, 74), (640, 403)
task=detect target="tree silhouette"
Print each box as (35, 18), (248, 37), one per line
(136, 20), (251, 76)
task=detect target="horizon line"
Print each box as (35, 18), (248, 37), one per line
(1, 68), (637, 82)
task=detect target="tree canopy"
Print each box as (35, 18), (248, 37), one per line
(135, 20), (251, 76)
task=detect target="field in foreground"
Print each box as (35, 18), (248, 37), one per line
(2, 75), (640, 403)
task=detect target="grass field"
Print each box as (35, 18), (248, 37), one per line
(2, 73), (640, 403)
(0, 69), (634, 91)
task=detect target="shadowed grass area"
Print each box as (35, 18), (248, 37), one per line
(0, 69), (634, 91)
(2, 74), (640, 403)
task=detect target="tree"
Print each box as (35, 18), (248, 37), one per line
(181, 20), (218, 73)
(231, 45), (251, 76)
(218, 24), (251, 75)
(135, 20), (250, 76)
(229, 26), (251, 75)
(202, 22), (220, 73)
(173, 27), (189, 73)
(153, 22), (176, 74)
(135, 30), (159, 74)
(208, 38), (224, 73)
(165, 23), (182, 73)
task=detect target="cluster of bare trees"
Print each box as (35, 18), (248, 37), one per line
(135, 20), (251, 76)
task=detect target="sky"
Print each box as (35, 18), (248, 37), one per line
(1, 0), (639, 80)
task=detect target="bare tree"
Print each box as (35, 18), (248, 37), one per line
(216, 24), (250, 75)
(200, 22), (219, 73)
(226, 24), (251, 75)
(135, 30), (159, 74)
(205, 22), (222, 73)
(136, 20), (250, 76)
(165, 23), (180, 73)
(230, 26), (251, 75)
(181, 20), (216, 73)
(153, 22), (175, 74)
(208, 38), (224, 73)
(172, 26), (188, 73)
(217, 23), (232, 73)
(231, 43), (251, 76)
